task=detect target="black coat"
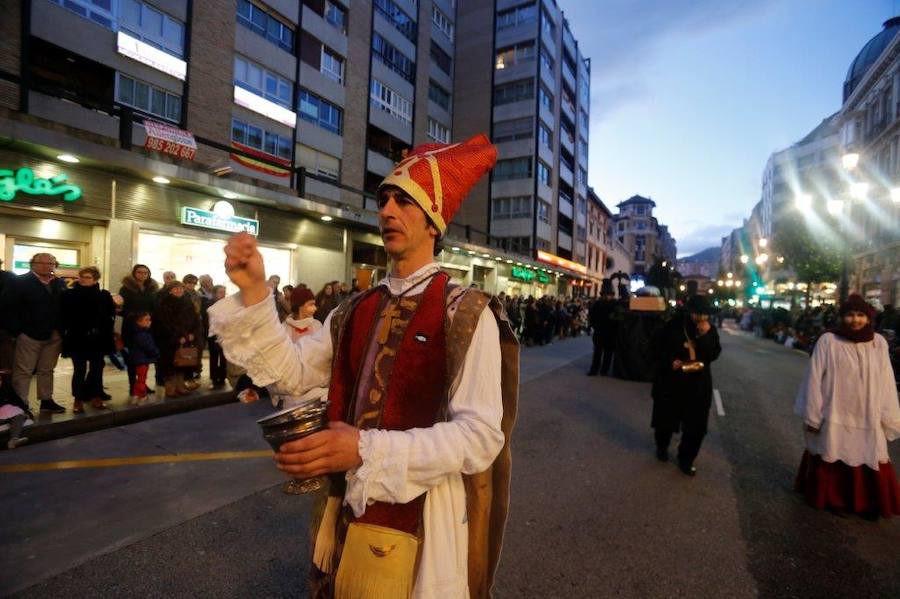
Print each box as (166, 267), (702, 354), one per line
(651, 315), (721, 433)
(118, 276), (160, 320)
(154, 294), (200, 377)
(61, 283), (116, 358)
(1, 272), (67, 340)
(589, 298), (618, 345)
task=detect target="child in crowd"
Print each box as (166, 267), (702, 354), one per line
(283, 287), (322, 342)
(127, 312), (160, 405)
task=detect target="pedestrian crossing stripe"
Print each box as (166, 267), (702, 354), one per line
(0, 450), (274, 473)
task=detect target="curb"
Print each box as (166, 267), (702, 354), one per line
(2, 390), (237, 447)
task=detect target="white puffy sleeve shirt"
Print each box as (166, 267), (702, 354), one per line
(208, 272), (504, 598)
(794, 332), (900, 469)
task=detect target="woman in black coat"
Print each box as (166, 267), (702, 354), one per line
(61, 267), (116, 412)
(651, 295), (722, 476)
(119, 264), (160, 389)
(154, 281), (200, 397)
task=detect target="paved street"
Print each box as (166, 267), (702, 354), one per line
(2, 324), (900, 598)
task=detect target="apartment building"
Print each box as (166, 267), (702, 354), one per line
(454, 0), (592, 277)
(0, 0), (588, 297)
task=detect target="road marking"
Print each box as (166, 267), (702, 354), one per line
(713, 389), (725, 417)
(0, 450), (274, 473)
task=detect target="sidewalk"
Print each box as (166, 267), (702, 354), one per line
(1, 357), (235, 447)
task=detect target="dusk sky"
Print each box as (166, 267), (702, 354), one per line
(563, 0), (894, 256)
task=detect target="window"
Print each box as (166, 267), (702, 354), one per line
(577, 166), (588, 186)
(537, 160), (551, 186)
(324, 1), (348, 33)
(117, 73), (181, 122)
(321, 46), (345, 84)
(558, 213), (573, 236)
(495, 40), (536, 70)
(237, 0), (294, 53)
(538, 200), (551, 224)
(539, 84), (553, 110)
(49, 0), (115, 29)
(494, 236), (532, 254)
(494, 157), (532, 181)
(118, 0), (185, 58)
(431, 41), (453, 75)
(493, 117), (533, 142)
(297, 144), (340, 181)
(496, 2), (536, 30)
(234, 56), (293, 108)
(494, 78), (534, 105)
(374, 0), (416, 42)
(372, 33), (416, 83)
(298, 90), (343, 134)
(370, 79), (413, 123)
(432, 5), (454, 40)
(540, 45), (554, 74)
(428, 80), (451, 110)
(541, 7), (555, 38)
(427, 118), (450, 143)
(493, 196), (532, 219)
(232, 118), (291, 160)
(539, 123), (552, 148)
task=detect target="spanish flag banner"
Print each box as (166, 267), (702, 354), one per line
(230, 141), (291, 178)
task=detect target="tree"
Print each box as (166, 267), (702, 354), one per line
(773, 212), (842, 305)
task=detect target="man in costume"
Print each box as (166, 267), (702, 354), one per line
(586, 278), (618, 376)
(651, 294), (721, 476)
(209, 134), (518, 598)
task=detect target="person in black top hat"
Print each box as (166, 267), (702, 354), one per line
(587, 278), (619, 376)
(651, 294), (722, 475)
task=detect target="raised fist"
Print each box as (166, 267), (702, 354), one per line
(224, 232), (269, 306)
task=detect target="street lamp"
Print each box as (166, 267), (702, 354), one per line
(849, 182), (869, 200)
(795, 193), (813, 213)
(740, 254), (749, 264)
(758, 238), (768, 248)
(826, 198), (844, 216)
(841, 152), (860, 170)
(891, 187), (900, 203)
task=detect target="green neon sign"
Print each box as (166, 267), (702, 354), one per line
(510, 266), (551, 284)
(0, 167), (82, 202)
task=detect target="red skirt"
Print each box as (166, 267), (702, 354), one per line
(794, 451), (900, 518)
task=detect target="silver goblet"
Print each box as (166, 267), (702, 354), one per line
(257, 399), (330, 494)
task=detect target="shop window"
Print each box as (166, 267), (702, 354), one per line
(428, 80), (451, 110)
(297, 144), (341, 182)
(371, 79), (413, 123)
(116, 73), (181, 123)
(372, 33), (416, 83)
(49, 0), (115, 29)
(237, 0), (294, 53)
(427, 118), (450, 143)
(232, 117), (291, 160)
(494, 78), (534, 106)
(119, 0), (185, 58)
(298, 89), (343, 134)
(235, 55), (292, 108)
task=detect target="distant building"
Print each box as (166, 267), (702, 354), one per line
(613, 195), (676, 276)
(679, 247), (720, 279)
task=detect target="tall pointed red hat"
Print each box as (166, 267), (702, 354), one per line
(377, 133), (497, 235)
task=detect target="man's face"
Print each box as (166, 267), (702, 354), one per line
(31, 254), (57, 277)
(378, 188), (436, 259)
(690, 313), (710, 325)
(184, 281), (196, 292)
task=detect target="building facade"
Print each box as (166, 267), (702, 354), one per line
(454, 0), (592, 272)
(0, 0), (590, 298)
(613, 195), (665, 276)
(836, 16), (900, 308)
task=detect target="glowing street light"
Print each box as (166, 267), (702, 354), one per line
(776, 256), (785, 264)
(725, 280), (734, 288)
(841, 152), (859, 170)
(849, 182), (869, 200)
(717, 280), (724, 286)
(735, 280), (743, 288)
(755, 253), (769, 265)
(826, 199), (845, 216)
(727, 272), (733, 279)
(758, 238), (768, 248)
(795, 193), (813, 212)
(891, 188), (900, 203)
(740, 254), (750, 264)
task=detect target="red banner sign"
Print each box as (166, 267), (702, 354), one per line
(536, 250), (588, 275)
(144, 120), (197, 160)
